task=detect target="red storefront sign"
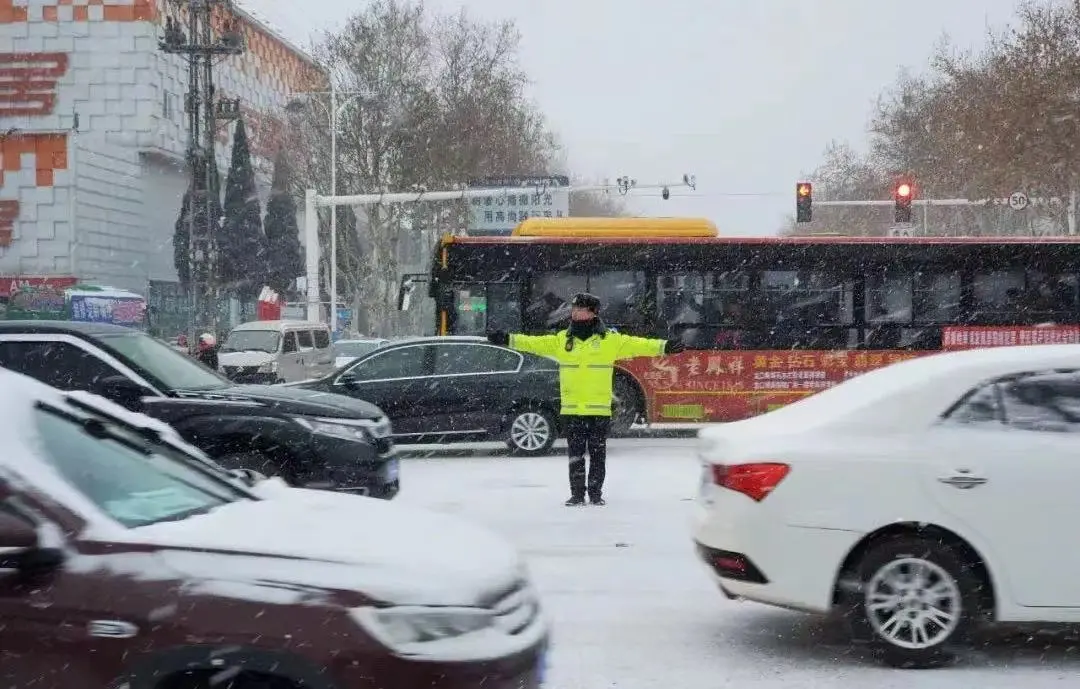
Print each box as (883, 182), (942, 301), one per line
(618, 350), (935, 423)
(0, 276), (78, 298)
(942, 325), (1080, 350)
(0, 52), (69, 116)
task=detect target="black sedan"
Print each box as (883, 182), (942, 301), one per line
(295, 336), (562, 455)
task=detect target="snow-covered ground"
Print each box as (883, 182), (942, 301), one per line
(396, 438), (1080, 688)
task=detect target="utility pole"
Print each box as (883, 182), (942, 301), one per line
(159, 0), (244, 343)
(286, 85), (369, 334)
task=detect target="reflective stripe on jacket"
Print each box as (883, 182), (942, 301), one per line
(509, 330), (666, 416)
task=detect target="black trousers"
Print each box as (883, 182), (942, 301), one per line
(563, 415), (611, 499)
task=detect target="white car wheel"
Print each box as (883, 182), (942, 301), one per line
(844, 535), (982, 668)
(864, 557), (962, 650)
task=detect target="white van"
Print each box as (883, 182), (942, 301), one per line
(219, 320), (334, 384)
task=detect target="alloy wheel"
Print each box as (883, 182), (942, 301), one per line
(510, 411), (551, 452)
(864, 557), (962, 650)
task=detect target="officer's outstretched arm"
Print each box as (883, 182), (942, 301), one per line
(612, 332), (668, 360)
(508, 333), (562, 358)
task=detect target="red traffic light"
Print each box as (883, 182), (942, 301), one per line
(896, 183), (912, 198)
(797, 183), (811, 197)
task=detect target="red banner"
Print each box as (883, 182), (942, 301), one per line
(942, 325), (1080, 350)
(0, 275), (77, 298)
(618, 350), (935, 423)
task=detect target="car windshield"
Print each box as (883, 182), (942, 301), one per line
(33, 403), (248, 528)
(100, 333), (230, 391)
(334, 340), (384, 358)
(222, 329), (281, 354)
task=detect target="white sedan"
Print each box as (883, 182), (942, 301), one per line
(692, 343), (1080, 668)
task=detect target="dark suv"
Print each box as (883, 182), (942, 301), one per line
(0, 321), (399, 498)
(297, 336), (562, 455)
(0, 369), (548, 689)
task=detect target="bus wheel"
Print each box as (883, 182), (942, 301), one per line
(611, 375), (643, 437)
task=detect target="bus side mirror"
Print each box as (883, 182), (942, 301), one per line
(397, 273), (430, 312)
(398, 278), (414, 311)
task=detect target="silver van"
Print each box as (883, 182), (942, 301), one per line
(219, 320), (334, 383)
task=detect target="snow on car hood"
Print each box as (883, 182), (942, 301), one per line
(218, 350), (275, 367)
(125, 486), (524, 607)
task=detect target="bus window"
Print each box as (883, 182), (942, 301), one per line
(527, 272), (587, 330)
(913, 271), (960, 323)
(1027, 272), (1079, 320)
(453, 285), (487, 335)
(657, 272), (752, 349)
(588, 271), (646, 331)
(865, 273), (913, 323)
(761, 271), (853, 326)
(486, 282), (522, 332)
(452, 283), (522, 335)
(658, 273), (706, 326)
(973, 270), (1025, 322)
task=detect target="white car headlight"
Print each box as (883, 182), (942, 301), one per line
(292, 417), (370, 441)
(291, 416), (392, 441)
(257, 361), (277, 373)
(350, 606), (495, 647)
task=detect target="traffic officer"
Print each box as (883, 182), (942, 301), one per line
(488, 292), (684, 506)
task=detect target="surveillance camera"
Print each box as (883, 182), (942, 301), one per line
(662, 186), (670, 200)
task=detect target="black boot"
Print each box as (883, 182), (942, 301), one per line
(565, 495), (586, 506)
(589, 495), (605, 506)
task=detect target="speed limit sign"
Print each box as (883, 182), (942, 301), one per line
(1008, 192), (1029, 210)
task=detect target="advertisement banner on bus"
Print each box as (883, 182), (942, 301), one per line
(617, 350), (934, 422)
(942, 325), (1080, 350)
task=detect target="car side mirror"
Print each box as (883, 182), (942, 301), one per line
(93, 375), (151, 411)
(337, 371), (361, 388)
(0, 512), (63, 572)
(0, 511), (37, 549)
(228, 468), (266, 486)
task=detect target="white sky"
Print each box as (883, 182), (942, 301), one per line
(242, 0), (1025, 235)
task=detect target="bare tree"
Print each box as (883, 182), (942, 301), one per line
(797, 0), (1078, 236)
(293, 0), (559, 335)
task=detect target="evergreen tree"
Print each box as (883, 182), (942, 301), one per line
(173, 158), (223, 290)
(263, 150), (304, 296)
(220, 118), (265, 299)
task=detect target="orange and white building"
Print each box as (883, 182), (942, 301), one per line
(0, 0), (322, 299)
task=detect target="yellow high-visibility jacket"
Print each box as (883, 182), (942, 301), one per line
(509, 330), (667, 416)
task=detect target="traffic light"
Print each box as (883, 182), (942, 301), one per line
(894, 181), (913, 223)
(795, 182), (812, 223)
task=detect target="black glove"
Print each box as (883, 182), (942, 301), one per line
(487, 331), (510, 347)
(664, 339), (685, 354)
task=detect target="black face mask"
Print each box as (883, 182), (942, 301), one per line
(569, 317), (599, 340)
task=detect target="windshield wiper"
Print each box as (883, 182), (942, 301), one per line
(145, 505), (214, 524)
(38, 400), (248, 504)
(61, 396), (255, 494)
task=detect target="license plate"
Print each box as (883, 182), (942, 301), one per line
(384, 458), (399, 483)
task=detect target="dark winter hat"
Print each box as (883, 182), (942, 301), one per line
(570, 292), (601, 312)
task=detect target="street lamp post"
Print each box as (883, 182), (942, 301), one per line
(287, 83), (367, 334)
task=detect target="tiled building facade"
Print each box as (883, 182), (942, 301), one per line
(0, 0), (322, 299)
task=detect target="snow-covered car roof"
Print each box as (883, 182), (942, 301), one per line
(702, 344), (1080, 438)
